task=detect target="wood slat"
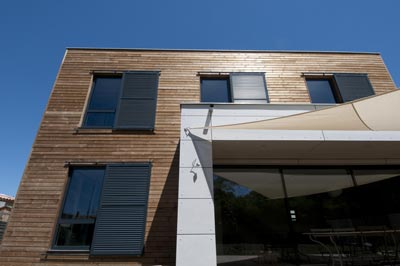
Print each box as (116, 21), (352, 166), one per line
(0, 49), (396, 266)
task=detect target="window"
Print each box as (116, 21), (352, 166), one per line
(84, 76), (121, 127)
(53, 164), (151, 256)
(200, 73), (269, 103)
(201, 77), (232, 102)
(83, 71), (159, 130)
(306, 79), (339, 103)
(306, 73), (375, 104)
(54, 168), (104, 249)
(214, 166), (400, 265)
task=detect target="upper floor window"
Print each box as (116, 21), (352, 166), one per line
(306, 73), (375, 104)
(84, 76), (122, 127)
(83, 71), (159, 130)
(200, 72), (269, 103)
(306, 79), (339, 104)
(201, 77), (232, 103)
(53, 164), (151, 255)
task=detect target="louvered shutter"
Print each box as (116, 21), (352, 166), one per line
(114, 72), (159, 130)
(334, 74), (375, 102)
(230, 73), (269, 103)
(0, 221), (6, 240)
(90, 164), (151, 256)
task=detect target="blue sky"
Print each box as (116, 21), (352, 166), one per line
(0, 0), (399, 196)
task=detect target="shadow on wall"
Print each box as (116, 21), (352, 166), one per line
(143, 144), (180, 265)
(187, 132), (213, 197)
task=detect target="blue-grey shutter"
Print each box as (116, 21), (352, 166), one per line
(334, 73), (375, 102)
(0, 221), (6, 240)
(90, 163), (151, 256)
(114, 72), (159, 130)
(230, 73), (269, 103)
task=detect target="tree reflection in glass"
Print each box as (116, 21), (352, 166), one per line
(214, 167), (400, 266)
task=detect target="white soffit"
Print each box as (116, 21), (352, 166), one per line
(213, 90), (400, 131)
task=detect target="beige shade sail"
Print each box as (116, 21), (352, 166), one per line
(214, 168), (400, 199)
(215, 89), (400, 131)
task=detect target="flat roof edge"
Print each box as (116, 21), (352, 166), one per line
(66, 47), (380, 55)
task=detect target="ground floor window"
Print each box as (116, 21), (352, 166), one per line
(214, 166), (400, 266)
(52, 164), (151, 256)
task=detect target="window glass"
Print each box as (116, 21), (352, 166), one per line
(214, 167), (400, 265)
(84, 112), (115, 128)
(88, 77), (121, 109)
(61, 168), (104, 219)
(214, 170), (289, 265)
(307, 79), (337, 103)
(283, 169), (354, 234)
(55, 167), (105, 249)
(283, 168), (353, 198)
(214, 169), (284, 199)
(352, 169), (400, 228)
(201, 78), (232, 102)
(84, 76), (121, 127)
(353, 169), (400, 186)
(55, 223), (95, 247)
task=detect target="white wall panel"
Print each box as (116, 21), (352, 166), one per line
(177, 199), (215, 234)
(179, 140), (212, 168)
(181, 115), (212, 140)
(176, 235), (216, 266)
(179, 167), (213, 199)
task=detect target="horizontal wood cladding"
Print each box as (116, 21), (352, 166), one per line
(0, 49), (396, 266)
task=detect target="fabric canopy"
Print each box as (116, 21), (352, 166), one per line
(214, 89), (400, 131)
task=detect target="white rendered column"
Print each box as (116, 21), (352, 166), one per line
(176, 107), (216, 266)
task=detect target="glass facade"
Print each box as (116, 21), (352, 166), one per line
(214, 167), (400, 265)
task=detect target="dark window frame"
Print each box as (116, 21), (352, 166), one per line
(199, 72), (269, 103)
(305, 76), (343, 104)
(51, 163), (151, 255)
(83, 74), (123, 129)
(200, 75), (232, 103)
(81, 71), (160, 131)
(52, 166), (106, 251)
(305, 73), (375, 104)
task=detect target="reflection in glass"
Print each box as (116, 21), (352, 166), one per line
(84, 112), (115, 127)
(214, 172), (289, 266)
(307, 79), (337, 103)
(84, 76), (121, 127)
(283, 169), (353, 198)
(354, 169), (399, 186)
(215, 169), (284, 199)
(214, 167), (400, 265)
(201, 78), (232, 103)
(55, 167), (105, 248)
(88, 77), (121, 110)
(56, 223), (94, 247)
(61, 168), (105, 219)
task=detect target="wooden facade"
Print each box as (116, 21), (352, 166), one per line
(0, 49), (396, 266)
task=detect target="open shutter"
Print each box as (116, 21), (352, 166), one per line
(334, 73), (375, 102)
(230, 73), (269, 103)
(114, 72), (159, 130)
(0, 221), (6, 240)
(90, 163), (151, 256)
